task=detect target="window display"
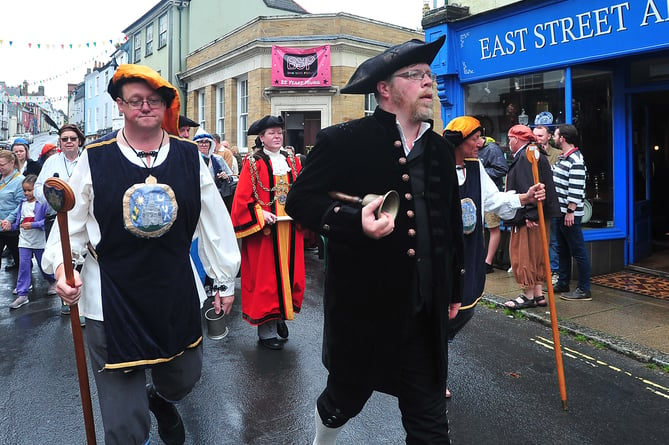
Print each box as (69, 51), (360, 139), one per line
(464, 68), (614, 228)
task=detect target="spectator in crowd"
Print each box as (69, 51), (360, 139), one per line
(503, 125), (560, 310)
(38, 143), (58, 166)
(0, 150), (24, 271)
(534, 124), (562, 285)
(194, 128), (237, 210)
(552, 124), (592, 301)
(12, 138), (41, 176)
(8, 175), (56, 310)
(231, 115), (304, 350)
(477, 135), (508, 272)
(178, 115), (199, 139)
(42, 64), (240, 445)
(285, 36), (462, 444)
(34, 123), (86, 317)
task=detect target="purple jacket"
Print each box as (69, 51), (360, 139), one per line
(10, 200), (50, 232)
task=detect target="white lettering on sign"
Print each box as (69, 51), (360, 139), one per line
(479, 2), (640, 60)
(641, 0), (669, 26)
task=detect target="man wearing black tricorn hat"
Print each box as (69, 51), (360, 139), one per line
(286, 36), (462, 443)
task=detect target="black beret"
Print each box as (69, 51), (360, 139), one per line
(178, 115), (199, 128)
(340, 36), (446, 95)
(248, 115), (284, 135)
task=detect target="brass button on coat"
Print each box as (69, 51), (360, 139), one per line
(406, 210), (415, 218)
(401, 174), (410, 182)
(398, 157), (407, 165)
(394, 140), (402, 148)
(407, 249), (416, 257)
(404, 193), (413, 200)
(323, 224), (331, 231)
(408, 229), (416, 237)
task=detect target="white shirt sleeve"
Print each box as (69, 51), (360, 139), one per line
(195, 154), (241, 295)
(479, 160), (523, 220)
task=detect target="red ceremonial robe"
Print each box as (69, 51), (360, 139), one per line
(231, 149), (305, 325)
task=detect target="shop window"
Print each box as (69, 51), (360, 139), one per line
(571, 68), (614, 229)
(465, 69), (566, 148)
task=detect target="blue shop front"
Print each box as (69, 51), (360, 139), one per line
(424, 0), (669, 275)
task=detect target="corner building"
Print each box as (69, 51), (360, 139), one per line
(179, 13), (442, 156)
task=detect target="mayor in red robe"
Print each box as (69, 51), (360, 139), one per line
(231, 115), (305, 350)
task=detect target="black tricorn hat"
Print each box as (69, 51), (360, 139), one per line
(340, 35), (446, 95)
(178, 115), (199, 128)
(248, 115), (284, 135)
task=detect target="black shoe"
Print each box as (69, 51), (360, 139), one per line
(147, 384), (185, 445)
(544, 283), (569, 293)
(258, 337), (284, 350)
(485, 263), (495, 274)
(4, 264), (18, 271)
(276, 320), (289, 339)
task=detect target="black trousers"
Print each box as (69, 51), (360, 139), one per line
(317, 310), (450, 444)
(0, 230), (19, 268)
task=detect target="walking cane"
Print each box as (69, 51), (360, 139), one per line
(44, 178), (97, 444)
(525, 146), (568, 411)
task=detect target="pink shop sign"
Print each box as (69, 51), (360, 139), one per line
(272, 45), (331, 88)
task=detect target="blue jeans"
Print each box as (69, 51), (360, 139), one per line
(549, 217), (560, 272)
(556, 215), (591, 292)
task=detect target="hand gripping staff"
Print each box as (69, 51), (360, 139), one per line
(43, 177), (97, 444)
(525, 146), (568, 411)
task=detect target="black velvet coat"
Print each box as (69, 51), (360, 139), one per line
(285, 107), (463, 390)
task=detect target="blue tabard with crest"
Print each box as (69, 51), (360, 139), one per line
(459, 159), (486, 309)
(86, 132), (202, 370)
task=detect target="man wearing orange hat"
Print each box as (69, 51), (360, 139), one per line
(503, 125), (560, 310)
(442, 116), (545, 395)
(42, 64), (240, 445)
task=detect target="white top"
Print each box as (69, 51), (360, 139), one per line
(42, 133), (241, 321)
(263, 148), (291, 175)
(34, 151), (81, 207)
(18, 201), (46, 249)
(457, 159), (523, 221)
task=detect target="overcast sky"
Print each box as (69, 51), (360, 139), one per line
(0, 0), (428, 110)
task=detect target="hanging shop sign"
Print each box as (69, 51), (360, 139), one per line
(271, 45), (331, 88)
(451, 0), (669, 81)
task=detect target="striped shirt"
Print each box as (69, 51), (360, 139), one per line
(553, 149), (587, 216)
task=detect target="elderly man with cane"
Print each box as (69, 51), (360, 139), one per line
(42, 64), (240, 445)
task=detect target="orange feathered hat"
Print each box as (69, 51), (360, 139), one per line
(107, 64), (180, 136)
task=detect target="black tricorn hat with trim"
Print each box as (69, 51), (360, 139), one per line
(247, 115), (284, 135)
(340, 35), (446, 95)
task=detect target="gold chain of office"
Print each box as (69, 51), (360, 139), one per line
(249, 152), (297, 206)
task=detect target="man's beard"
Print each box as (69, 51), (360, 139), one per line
(391, 88), (433, 122)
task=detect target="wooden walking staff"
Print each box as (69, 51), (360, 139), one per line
(525, 146), (568, 411)
(43, 178), (97, 444)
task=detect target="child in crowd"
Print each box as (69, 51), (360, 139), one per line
(8, 175), (56, 310)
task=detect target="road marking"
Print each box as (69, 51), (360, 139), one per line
(532, 335), (669, 400)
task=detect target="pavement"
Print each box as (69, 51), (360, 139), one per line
(483, 266), (669, 368)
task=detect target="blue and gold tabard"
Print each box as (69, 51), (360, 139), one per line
(86, 132), (202, 370)
(459, 159), (485, 309)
